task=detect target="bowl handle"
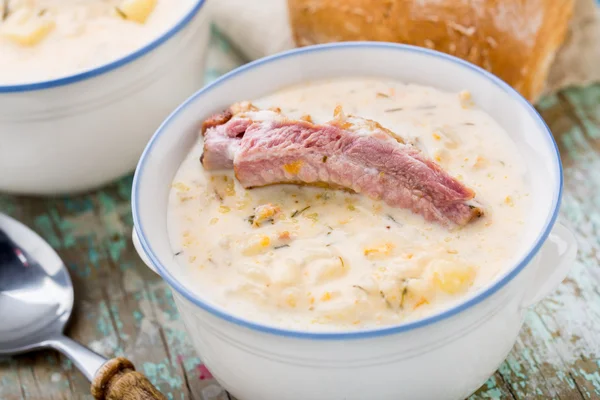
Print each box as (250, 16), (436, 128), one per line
(132, 228), (159, 274)
(521, 223), (577, 308)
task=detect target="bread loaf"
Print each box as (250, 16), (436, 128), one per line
(288, 0), (574, 102)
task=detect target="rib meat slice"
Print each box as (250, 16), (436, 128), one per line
(201, 104), (482, 226)
(200, 102), (282, 170)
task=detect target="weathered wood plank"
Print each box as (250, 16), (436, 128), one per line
(19, 353), (67, 400)
(513, 85), (600, 400)
(469, 371), (516, 399)
(541, 86), (600, 399)
(0, 181), (228, 400)
(0, 358), (25, 400)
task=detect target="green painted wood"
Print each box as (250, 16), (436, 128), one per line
(0, 84), (598, 399)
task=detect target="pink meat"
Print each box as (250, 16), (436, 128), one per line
(200, 118), (251, 170)
(201, 106), (482, 226)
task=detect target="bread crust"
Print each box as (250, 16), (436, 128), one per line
(288, 0), (574, 102)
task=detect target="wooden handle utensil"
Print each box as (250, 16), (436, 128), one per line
(91, 357), (167, 400)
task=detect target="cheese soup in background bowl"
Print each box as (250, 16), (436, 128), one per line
(0, 0), (210, 195)
(131, 43), (576, 400)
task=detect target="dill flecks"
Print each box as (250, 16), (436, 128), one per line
(353, 285), (368, 294)
(213, 189), (224, 202)
(115, 6), (127, 19)
(379, 290), (393, 309)
(291, 205), (311, 218)
(386, 214), (402, 226)
(399, 286), (409, 309)
(2, 0), (10, 21)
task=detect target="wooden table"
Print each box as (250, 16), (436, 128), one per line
(1, 84), (599, 400)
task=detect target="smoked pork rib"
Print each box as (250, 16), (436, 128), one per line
(200, 104), (482, 226)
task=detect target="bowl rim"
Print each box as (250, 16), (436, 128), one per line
(132, 41), (563, 340)
(0, 0), (207, 93)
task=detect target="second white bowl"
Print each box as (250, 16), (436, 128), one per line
(0, 0), (210, 195)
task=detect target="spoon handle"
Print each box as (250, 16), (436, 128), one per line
(47, 335), (107, 381)
(49, 336), (166, 399)
(91, 357), (167, 400)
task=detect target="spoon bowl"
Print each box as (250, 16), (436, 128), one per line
(0, 213), (167, 399)
(0, 213), (73, 355)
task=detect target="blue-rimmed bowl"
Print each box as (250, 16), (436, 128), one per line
(131, 42), (576, 400)
(0, 0), (209, 195)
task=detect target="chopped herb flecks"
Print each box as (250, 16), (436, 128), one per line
(2, 0), (10, 20)
(353, 285), (368, 294)
(322, 155), (328, 163)
(115, 6), (127, 19)
(291, 205), (311, 218)
(399, 286), (409, 309)
(384, 107), (403, 113)
(274, 244), (290, 250)
(386, 214), (401, 226)
(380, 290), (393, 309)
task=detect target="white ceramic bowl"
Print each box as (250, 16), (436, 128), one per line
(0, 0), (210, 195)
(131, 43), (577, 400)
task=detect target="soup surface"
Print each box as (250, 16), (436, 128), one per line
(167, 78), (530, 331)
(0, 0), (194, 84)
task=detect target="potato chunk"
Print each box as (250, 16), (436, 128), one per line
(430, 260), (476, 294)
(307, 256), (348, 284)
(118, 0), (157, 24)
(240, 234), (272, 256)
(364, 242), (395, 260)
(1, 9), (55, 46)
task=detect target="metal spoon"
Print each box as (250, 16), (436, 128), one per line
(0, 213), (166, 400)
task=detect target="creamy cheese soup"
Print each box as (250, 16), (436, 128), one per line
(167, 78), (530, 331)
(0, 0), (194, 84)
